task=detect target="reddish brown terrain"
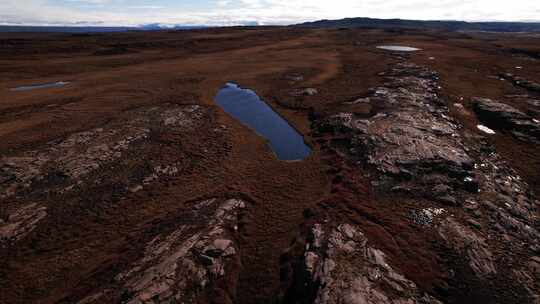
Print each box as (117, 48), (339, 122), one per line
(0, 27), (539, 304)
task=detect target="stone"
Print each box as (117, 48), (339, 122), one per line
(438, 218), (496, 277)
(285, 74), (304, 82)
(410, 208), (446, 226)
(473, 97), (540, 143)
(317, 63), (474, 200)
(295, 223), (443, 304)
(82, 198), (246, 304)
(467, 219), (482, 229)
(311, 61), (540, 302)
(433, 184), (451, 196)
(302, 88), (318, 96)
(0, 203), (47, 243)
(438, 195), (458, 206)
(500, 73), (540, 93)
(1, 104), (205, 200)
(213, 239), (233, 251)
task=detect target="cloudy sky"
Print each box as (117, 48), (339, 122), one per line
(1, 0), (539, 26)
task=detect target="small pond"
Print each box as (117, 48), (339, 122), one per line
(376, 45), (422, 52)
(215, 83), (311, 161)
(11, 81), (69, 92)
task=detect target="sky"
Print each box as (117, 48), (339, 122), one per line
(1, 0), (539, 27)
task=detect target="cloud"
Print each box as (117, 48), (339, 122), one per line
(127, 6), (164, 10)
(0, 0), (539, 26)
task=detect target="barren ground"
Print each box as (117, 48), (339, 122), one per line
(0, 27), (539, 304)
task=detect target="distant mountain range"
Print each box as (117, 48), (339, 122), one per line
(0, 24), (208, 33)
(297, 17), (540, 32)
(0, 26), (136, 33)
(139, 23), (209, 30)
(3, 18), (540, 33)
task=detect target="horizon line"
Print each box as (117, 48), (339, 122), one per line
(2, 16), (540, 28)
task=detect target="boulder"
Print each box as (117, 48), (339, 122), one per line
(500, 73), (540, 93)
(473, 97), (540, 143)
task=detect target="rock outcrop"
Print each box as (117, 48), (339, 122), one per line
(473, 97), (540, 143)
(78, 198), (246, 304)
(0, 104), (206, 201)
(317, 62), (476, 201)
(437, 217), (496, 277)
(286, 223), (443, 304)
(312, 61), (540, 303)
(0, 203), (47, 244)
(499, 73), (540, 93)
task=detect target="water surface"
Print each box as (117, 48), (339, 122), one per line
(215, 83), (311, 161)
(376, 45), (422, 52)
(11, 82), (69, 92)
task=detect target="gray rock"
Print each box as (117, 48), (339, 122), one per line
(301, 223), (443, 304)
(438, 195), (458, 206)
(1, 104), (205, 200)
(302, 88), (318, 96)
(500, 73), (540, 93)
(467, 219), (482, 229)
(317, 63), (474, 199)
(285, 74), (304, 82)
(438, 218), (496, 277)
(79, 198), (246, 304)
(0, 203), (47, 244)
(473, 97), (540, 143)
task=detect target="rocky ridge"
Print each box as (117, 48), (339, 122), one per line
(308, 61), (540, 303)
(317, 62), (476, 202)
(0, 104), (229, 246)
(78, 198), (246, 304)
(500, 73), (540, 93)
(0, 203), (47, 244)
(298, 223), (442, 304)
(473, 97), (540, 143)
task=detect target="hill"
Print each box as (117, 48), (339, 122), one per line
(297, 17), (540, 32)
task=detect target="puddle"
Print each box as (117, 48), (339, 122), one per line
(11, 81), (69, 92)
(477, 125), (496, 135)
(215, 83), (311, 161)
(376, 45), (422, 52)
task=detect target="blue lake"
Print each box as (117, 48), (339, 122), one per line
(215, 83), (311, 161)
(11, 82), (69, 92)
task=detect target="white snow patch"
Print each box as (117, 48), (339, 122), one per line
(477, 124), (496, 135)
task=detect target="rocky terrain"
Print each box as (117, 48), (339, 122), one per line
(79, 198), (246, 304)
(473, 97), (540, 143)
(0, 26), (539, 304)
(290, 61), (539, 303)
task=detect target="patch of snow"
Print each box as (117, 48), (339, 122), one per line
(376, 45), (421, 52)
(477, 124), (496, 135)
